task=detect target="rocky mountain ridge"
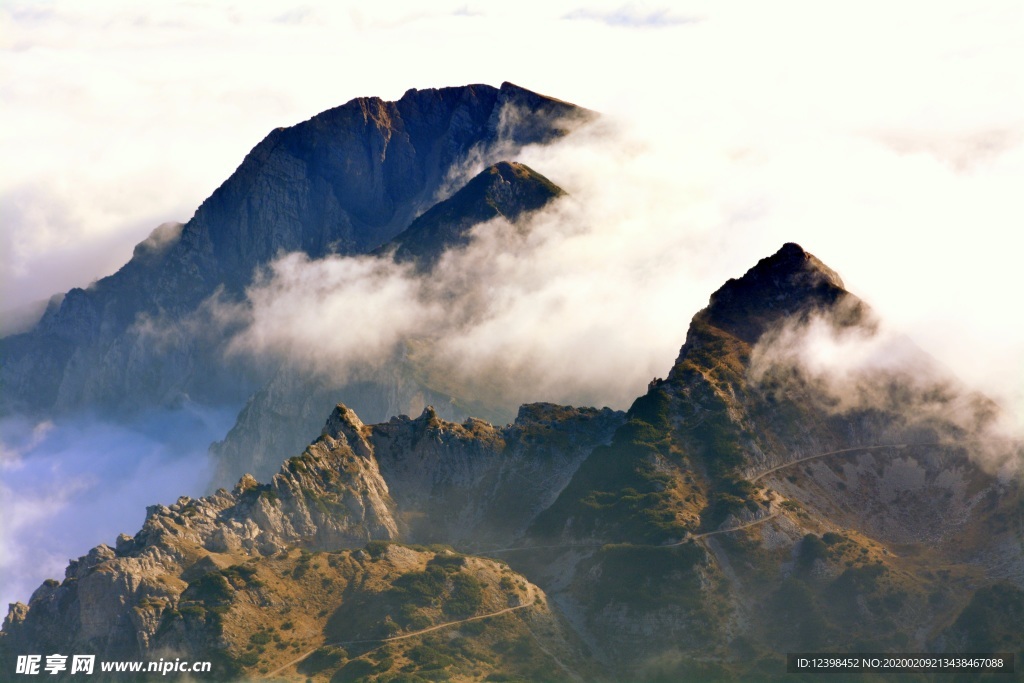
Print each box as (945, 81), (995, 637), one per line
(2, 400), (616, 681)
(4, 243), (1022, 681)
(383, 160), (565, 269)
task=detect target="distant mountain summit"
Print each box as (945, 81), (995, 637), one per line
(0, 83), (591, 417)
(187, 83), (583, 279)
(385, 161), (564, 268)
(210, 160), (569, 484)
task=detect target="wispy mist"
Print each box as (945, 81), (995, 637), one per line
(224, 89), (1024, 435)
(5, 2), (1022, 423)
(222, 113), (718, 416)
(224, 253), (440, 383)
(0, 407), (235, 611)
(749, 304), (1022, 476)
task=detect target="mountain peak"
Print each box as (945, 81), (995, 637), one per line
(766, 242), (844, 288)
(498, 81), (580, 109)
(173, 82), (588, 289)
(322, 403), (372, 458)
(384, 161), (565, 268)
(0, 82), (591, 415)
(696, 242), (850, 344)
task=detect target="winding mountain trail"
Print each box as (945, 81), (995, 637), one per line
(474, 512), (782, 558)
(263, 593), (536, 680)
(748, 443), (936, 483)
(478, 543), (605, 555)
(690, 512), (780, 540)
(478, 443), (943, 559)
(268, 443), (944, 679)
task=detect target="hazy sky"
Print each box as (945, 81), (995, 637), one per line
(3, 2), (1022, 403)
(1, 0), (1023, 613)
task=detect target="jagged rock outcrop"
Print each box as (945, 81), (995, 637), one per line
(1, 400), (611, 680)
(0, 83), (592, 417)
(1, 413), (400, 663)
(372, 402), (624, 545)
(692, 241), (851, 345)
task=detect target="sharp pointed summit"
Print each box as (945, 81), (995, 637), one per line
(383, 161), (565, 268)
(696, 242), (852, 344)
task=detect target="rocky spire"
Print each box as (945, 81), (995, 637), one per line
(697, 242), (851, 344)
(384, 160), (565, 268)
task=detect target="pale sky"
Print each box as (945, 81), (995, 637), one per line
(2, 0), (1022, 409)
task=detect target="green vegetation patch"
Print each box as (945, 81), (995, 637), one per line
(222, 562), (261, 588)
(184, 571), (233, 605)
(443, 573), (484, 618)
(391, 565), (448, 607)
(530, 387), (688, 544)
(947, 582), (1024, 652)
(298, 646), (348, 675)
(428, 552), (466, 571)
(406, 644), (456, 671)
(582, 543), (706, 614)
(331, 657), (389, 683)
(365, 540), (392, 558)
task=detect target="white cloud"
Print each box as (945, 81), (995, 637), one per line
(562, 3), (703, 27)
(748, 305), (1022, 476)
(226, 253), (441, 382)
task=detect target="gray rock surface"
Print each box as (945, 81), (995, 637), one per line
(0, 400), (621, 663)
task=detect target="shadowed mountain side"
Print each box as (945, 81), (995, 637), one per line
(693, 241), (853, 345)
(368, 403), (624, 546)
(209, 163), (570, 485)
(0, 82), (592, 416)
(381, 161), (565, 269)
(529, 244), (868, 544)
(531, 243), (1016, 547)
(209, 361), (464, 486)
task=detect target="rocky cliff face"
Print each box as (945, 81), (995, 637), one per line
(4, 244), (1022, 682)
(0, 83), (591, 417)
(372, 402), (624, 546)
(209, 160), (570, 484)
